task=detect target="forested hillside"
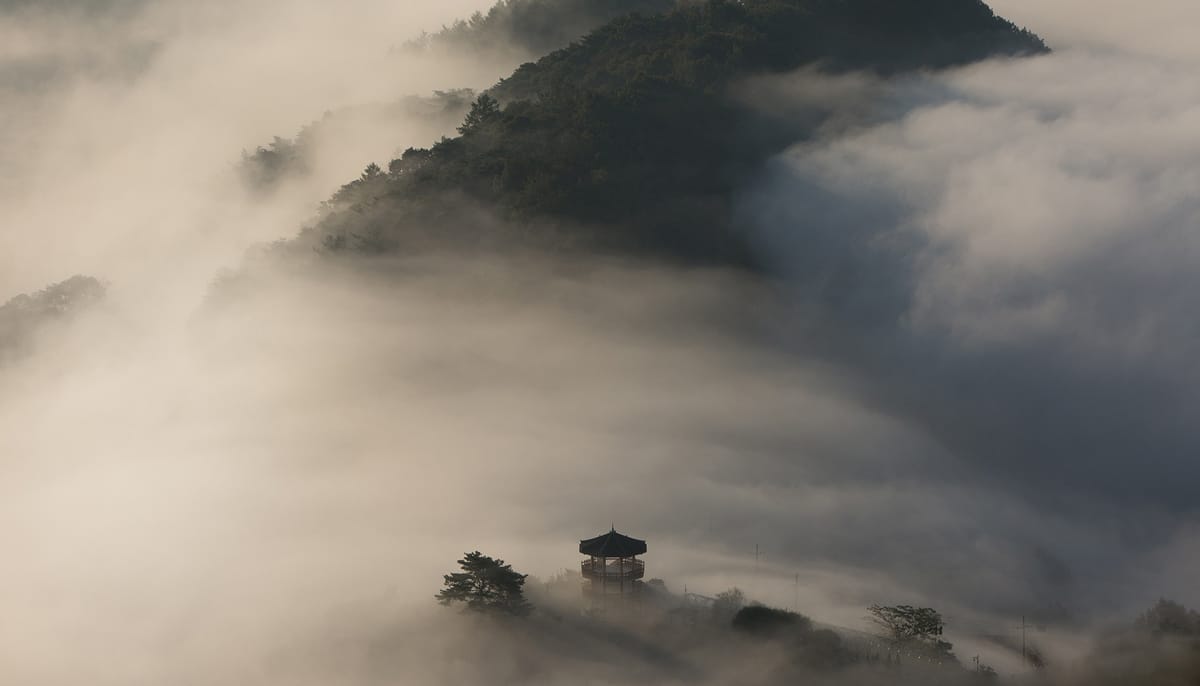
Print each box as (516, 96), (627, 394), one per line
(292, 0), (1046, 266)
(0, 275), (104, 362)
(239, 90), (477, 193)
(240, 0), (683, 193)
(400, 0), (678, 59)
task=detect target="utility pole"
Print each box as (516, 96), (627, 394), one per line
(754, 544), (761, 574)
(1021, 615), (1029, 662)
(793, 572), (799, 613)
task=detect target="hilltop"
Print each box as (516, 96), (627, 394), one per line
(0, 275), (104, 363)
(274, 0), (1045, 267)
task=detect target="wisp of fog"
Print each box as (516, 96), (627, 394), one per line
(3, 0), (1200, 684)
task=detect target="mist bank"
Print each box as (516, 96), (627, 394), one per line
(3, 0), (1200, 683)
(399, 0), (678, 62)
(739, 47), (1200, 535)
(1, 251), (1190, 682)
(292, 0), (1044, 265)
(5, 253), (1199, 684)
(0, 0), (508, 297)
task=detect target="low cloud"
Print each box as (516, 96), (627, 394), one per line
(739, 44), (1200, 623)
(4, 1), (1200, 683)
(0, 0), (504, 300)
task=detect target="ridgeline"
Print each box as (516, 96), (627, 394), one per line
(288, 0), (1046, 267)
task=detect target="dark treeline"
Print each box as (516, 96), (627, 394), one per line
(435, 550), (1200, 683)
(0, 275), (104, 362)
(242, 0), (686, 194)
(238, 90), (477, 193)
(289, 0), (1045, 266)
(399, 0), (678, 59)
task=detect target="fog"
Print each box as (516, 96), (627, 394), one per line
(989, 0), (1200, 61)
(0, 0), (502, 298)
(738, 0), (1200, 628)
(3, 0), (1200, 683)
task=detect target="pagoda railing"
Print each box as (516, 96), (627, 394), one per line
(581, 558), (645, 580)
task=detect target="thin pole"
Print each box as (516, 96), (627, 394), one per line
(793, 573), (799, 612)
(1022, 615), (1027, 662)
(602, 556), (607, 611)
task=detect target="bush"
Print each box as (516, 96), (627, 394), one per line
(732, 605), (810, 637)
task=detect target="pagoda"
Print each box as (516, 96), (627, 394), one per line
(579, 528), (646, 607)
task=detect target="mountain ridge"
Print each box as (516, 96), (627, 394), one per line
(268, 0), (1047, 269)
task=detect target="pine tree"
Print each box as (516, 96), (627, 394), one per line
(436, 551), (532, 616)
(457, 94), (501, 134)
(868, 604), (954, 657)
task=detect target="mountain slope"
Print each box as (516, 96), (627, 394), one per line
(0, 275), (105, 362)
(290, 0), (1046, 266)
(401, 0), (678, 59)
(241, 1), (688, 195)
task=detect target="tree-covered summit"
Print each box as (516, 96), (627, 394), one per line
(492, 0), (1045, 101)
(0, 275), (105, 362)
(296, 0), (1046, 266)
(401, 0), (678, 59)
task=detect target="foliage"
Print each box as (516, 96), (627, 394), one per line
(239, 136), (306, 190)
(712, 587), (746, 618)
(1138, 598), (1200, 637)
(458, 94), (503, 134)
(0, 275), (105, 359)
(800, 628), (852, 669)
(732, 604), (810, 637)
(436, 551), (533, 616)
(238, 90), (475, 194)
(730, 604), (851, 669)
(1076, 617), (1200, 686)
(868, 604), (954, 656)
(1, 275), (105, 319)
(401, 0), (677, 58)
(490, 0), (1046, 102)
(302, 0), (1047, 266)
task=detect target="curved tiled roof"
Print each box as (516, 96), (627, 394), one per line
(580, 528), (647, 557)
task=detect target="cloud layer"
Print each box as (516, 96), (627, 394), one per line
(738, 36), (1200, 626)
(4, 0), (1200, 683)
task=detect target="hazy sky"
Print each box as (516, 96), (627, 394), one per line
(2, 1), (1200, 684)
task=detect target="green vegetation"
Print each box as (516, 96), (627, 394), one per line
(239, 90), (477, 194)
(868, 604), (954, 658)
(732, 604), (810, 636)
(712, 586), (746, 618)
(297, 0), (1046, 266)
(732, 605), (854, 669)
(400, 0), (676, 58)
(436, 551), (533, 616)
(1139, 598), (1200, 637)
(1077, 598), (1200, 685)
(0, 275), (104, 361)
(432, 551), (1200, 683)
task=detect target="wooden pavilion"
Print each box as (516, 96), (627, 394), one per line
(579, 528), (646, 608)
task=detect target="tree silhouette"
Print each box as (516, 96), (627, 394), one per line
(712, 587), (746, 620)
(457, 94), (501, 134)
(1138, 598), (1200, 636)
(436, 551), (532, 616)
(306, 0), (1047, 260)
(868, 604), (953, 656)
(732, 604), (809, 636)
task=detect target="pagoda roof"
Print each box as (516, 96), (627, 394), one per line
(580, 528), (647, 557)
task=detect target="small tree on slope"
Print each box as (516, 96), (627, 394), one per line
(436, 550), (532, 616)
(868, 604), (954, 657)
